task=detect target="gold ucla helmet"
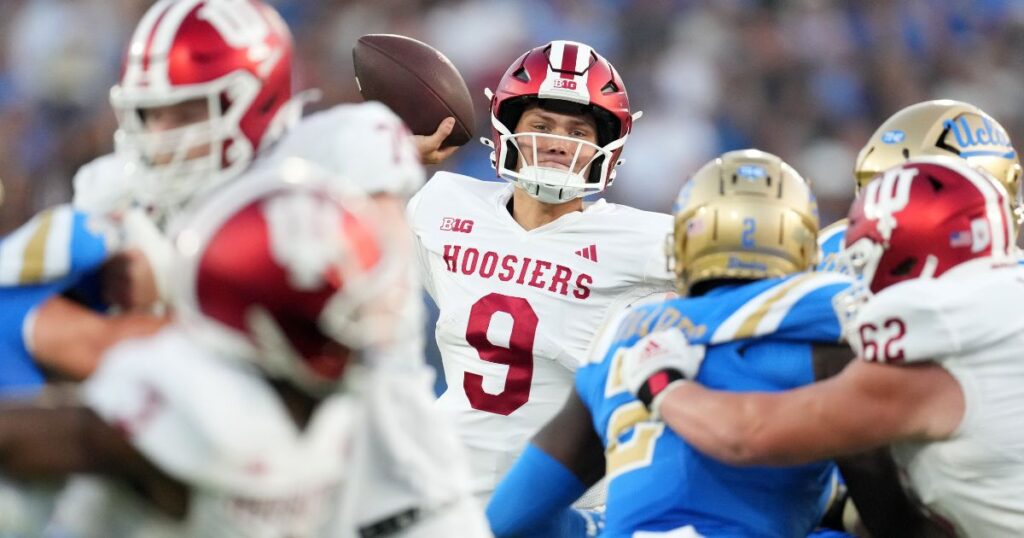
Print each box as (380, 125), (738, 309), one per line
(670, 149), (819, 295)
(855, 100), (1022, 219)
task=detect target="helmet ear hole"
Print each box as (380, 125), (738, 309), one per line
(503, 140), (519, 171)
(587, 155), (606, 184)
(890, 257), (917, 277)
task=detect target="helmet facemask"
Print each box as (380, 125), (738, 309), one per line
(831, 236), (883, 339)
(489, 98), (623, 204)
(495, 129), (620, 204)
(112, 70), (261, 224)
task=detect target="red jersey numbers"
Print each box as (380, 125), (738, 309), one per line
(858, 317), (907, 362)
(463, 293), (538, 415)
(440, 217), (474, 233)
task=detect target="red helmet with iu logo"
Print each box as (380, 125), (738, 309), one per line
(172, 159), (392, 395)
(111, 0), (294, 217)
(484, 40), (638, 204)
(840, 156), (1015, 299)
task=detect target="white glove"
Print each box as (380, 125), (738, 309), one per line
(621, 330), (705, 415)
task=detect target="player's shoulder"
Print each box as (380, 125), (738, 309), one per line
(284, 101), (405, 152)
(297, 101), (399, 131)
(585, 200), (672, 230)
(426, 171), (503, 196)
(818, 218), (848, 247)
(0, 205), (117, 286)
(409, 172), (504, 220)
(709, 271), (852, 344)
(855, 262), (1024, 361)
(817, 218), (849, 272)
(275, 102), (424, 197)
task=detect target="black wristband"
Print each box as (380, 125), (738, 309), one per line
(636, 368), (685, 409)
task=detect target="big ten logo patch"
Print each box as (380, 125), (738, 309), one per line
(440, 217), (474, 233)
(553, 79), (577, 90)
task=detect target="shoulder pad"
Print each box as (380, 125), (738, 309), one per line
(710, 272), (852, 344)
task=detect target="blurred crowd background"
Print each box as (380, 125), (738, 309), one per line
(3, 0), (1024, 233)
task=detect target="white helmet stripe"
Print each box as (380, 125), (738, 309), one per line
(963, 164), (1011, 257)
(573, 43), (593, 74)
(548, 41), (565, 73)
(122, 0), (176, 88)
(539, 40), (592, 105)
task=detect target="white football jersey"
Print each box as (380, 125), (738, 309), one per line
(848, 261), (1024, 537)
(408, 171), (674, 498)
(260, 101), (424, 199)
(73, 325), (357, 538)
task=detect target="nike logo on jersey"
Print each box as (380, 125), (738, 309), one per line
(442, 244), (593, 299)
(574, 244), (598, 262)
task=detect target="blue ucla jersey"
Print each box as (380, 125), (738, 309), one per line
(816, 219), (848, 273)
(576, 272), (852, 538)
(0, 206), (115, 395)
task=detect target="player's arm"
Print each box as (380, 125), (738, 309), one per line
(0, 391), (188, 519)
(652, 357), (963, 466)
(487, 389), (605, 538)
(29, 296), (167, 380)
(810, 344), (954, 537)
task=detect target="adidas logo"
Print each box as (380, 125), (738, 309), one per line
(574, 244), (598, 262)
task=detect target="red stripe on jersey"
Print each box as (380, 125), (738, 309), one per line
(559, 43), (578, 79)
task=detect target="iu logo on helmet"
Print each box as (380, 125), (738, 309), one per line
(199, 0), (283, 76)
(862, 166), (916, 240)
(264, 191), (342, 290)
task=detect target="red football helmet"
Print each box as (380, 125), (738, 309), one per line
(836, 157), (1014, 320)
(173, 159), (391, 395)
(111, 0), (294, 217)
(484, 40), (638, 203)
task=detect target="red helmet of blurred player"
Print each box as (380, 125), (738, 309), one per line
(111, 0), (294, 214)
(173, 159), (393, 395)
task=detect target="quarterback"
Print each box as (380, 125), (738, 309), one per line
(409, 39), (674, 503)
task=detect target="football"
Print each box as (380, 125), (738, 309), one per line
(353, 34), (475, 148)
